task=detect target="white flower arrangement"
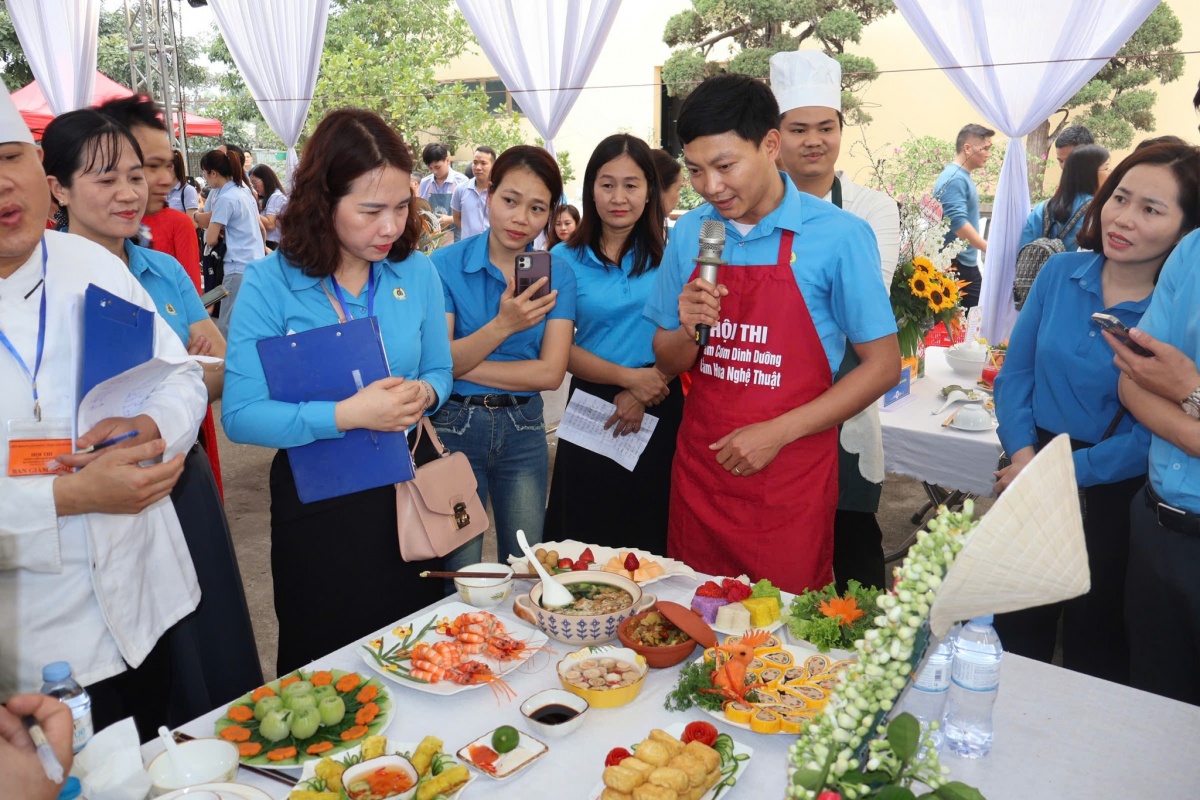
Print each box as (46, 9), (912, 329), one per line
(786, 501), (986, 800)
(899, 199), (969, 274)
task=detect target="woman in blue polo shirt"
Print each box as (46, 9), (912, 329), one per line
(993, 142), (1200, 686)
(42, 107), (262, 721)
(1019, 144), (1109, 252)
(544, 134), (679, 555)
(430, 146), (575, 569)
(222, 109), (453, 672)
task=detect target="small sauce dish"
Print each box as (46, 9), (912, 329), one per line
(519, 688), (589, 739)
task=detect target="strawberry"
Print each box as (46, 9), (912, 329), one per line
(624, 552), (640, 571)
(578, 547), (596, 564)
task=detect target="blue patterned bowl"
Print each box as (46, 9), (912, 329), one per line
(513, 571), (655, 645)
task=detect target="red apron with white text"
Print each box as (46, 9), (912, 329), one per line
(666, 230), (837, 594)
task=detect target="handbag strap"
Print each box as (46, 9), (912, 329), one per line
(411, 417), (450, 458)
(1100, 406), (1127, 442)
(320, 281), (348, 324)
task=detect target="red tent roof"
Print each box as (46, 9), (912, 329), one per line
(11, 71), (223, 139)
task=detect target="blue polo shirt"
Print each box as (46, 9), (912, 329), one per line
(222, 249), (453, 449)
(933, 163), (980, 267)
(995, 252), (1151, 486)
(210, 182), (264, 274)
(553, 242), (660, 368)
(431, 234), (577, 397)
(1138, 230), (1200, 512)
(125, 239), (207, 347)
(451, 180), (489, 239)
(644, 173), (895, 376)
(1019, 195), (1091, 253)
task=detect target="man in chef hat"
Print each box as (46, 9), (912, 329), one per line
(771, 49), (900, 594)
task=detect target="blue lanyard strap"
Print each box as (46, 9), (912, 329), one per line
(0, 237), (48, 420)
(327, 263), (376, 320)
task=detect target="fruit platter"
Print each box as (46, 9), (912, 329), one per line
(590, 722), (752, 800)
(214, 669), (392, 768)
(507, 540), (697, 586)
(291, 734), (474, 800)
(358, 601), (550, 697)
(688, 576), (786, 635)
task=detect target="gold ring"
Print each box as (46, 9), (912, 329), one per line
(733, 467), (742, 475)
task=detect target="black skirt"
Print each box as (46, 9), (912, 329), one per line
(544, 374), (684, 556)
(269, 450), (446, 675)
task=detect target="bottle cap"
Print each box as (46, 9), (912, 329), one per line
(41, 661), (71, 682)
(970, 614), (994, 624)
(57, 777), (82, 800)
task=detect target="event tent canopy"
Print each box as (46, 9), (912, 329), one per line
(11, 71), (223, 139)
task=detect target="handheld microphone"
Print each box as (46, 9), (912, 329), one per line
(694, 219), (726, 347)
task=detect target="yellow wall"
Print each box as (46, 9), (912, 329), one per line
(439, 2), (1199, 201)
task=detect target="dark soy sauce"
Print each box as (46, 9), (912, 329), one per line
(529, 703), (579, 725)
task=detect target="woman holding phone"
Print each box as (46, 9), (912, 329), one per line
(545, 134), (680, 554)
(993, 141), (1200, 685)
(430, 146), (576, 569)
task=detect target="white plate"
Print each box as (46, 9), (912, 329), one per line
(158, 784), (273, 800)
(295, 738), (475, 798)
(949, 416), (998, 433)
(457, 728), (549, 779)
(709, 615), (784, 637)
(507, 539), (697, 587)
(587, 721), (753, 800)
(359, 601), (549, 695)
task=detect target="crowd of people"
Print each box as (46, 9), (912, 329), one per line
(2, 46), (1200, 799)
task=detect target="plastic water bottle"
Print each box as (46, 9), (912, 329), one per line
(943, 615), (1003, 758)
(903, 622), (960, 750)
(40, 662), (93, 753)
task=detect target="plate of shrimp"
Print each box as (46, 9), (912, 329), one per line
(358, 602), (551, 698)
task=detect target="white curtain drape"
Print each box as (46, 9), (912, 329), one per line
(209, 0), (329, 181)
(456, 0), (623, 156)
(7, 0), (99, 115)
(896, 0), (1159, 342)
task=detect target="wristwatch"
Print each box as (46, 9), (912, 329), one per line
(1184, 386), (1200, 420)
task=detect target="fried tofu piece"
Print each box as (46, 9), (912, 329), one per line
(600, 790), (632, 800)
(683, 740), (721, 773)
(313, 758), (346, 792)
(604, 764), (646, 793)
(621, 757), (654, 776)
(667, 752), (708, 788)
(633, 739), (671, 767)
(632, 784), (678, 800)
(361, 735), (388, 760)
(648, 729), (684, 757)
(287, 792), (339, 800)
(648, 766), (689, 792)
(415, 764), (468, 800)
(410, 735), (443, 777)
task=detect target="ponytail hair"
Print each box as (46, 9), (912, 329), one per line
(199, 148), (247, 187)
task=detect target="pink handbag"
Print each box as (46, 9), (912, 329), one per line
(396, 417), (488, 561)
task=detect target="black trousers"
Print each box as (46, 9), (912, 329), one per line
(87, 633), (172, 743)
(833, 510), (885, 594)
(270, 450), (446, 675)
(1126, 485), (1200, 705)
(951, 257), (982, 310)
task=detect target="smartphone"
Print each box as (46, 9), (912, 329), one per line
(199, 285), (229, 309)
(515, 251), (552, 300)
(1092, 312), (1153, 356)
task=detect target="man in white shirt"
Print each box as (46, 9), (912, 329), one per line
(452, 145), (495, 240)
(0, 84), (206, 737)
(772, 50), (901, 593)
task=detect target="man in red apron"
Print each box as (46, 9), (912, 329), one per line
(645, 74), (901, 595)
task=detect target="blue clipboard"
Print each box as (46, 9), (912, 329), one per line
(81, 284), (155, 399)
(256, 317), (415, 503)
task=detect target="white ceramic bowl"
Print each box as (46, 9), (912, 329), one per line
(519, 687), (589, 739)
(454, 562), (514, 608)
(945, 348), (987, 378)
(341, 754), (419, 800)
(513, 571), (656, 644)
(147, 738), (239, 796)
(954, 403), (994, 430)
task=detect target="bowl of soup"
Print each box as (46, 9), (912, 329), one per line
(513, 571), (655, 644)
(340, 755), (419, 800)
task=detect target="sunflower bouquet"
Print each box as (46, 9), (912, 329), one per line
(890, 199), (969, 359)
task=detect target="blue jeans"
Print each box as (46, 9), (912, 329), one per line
(433, 394), (549, 572)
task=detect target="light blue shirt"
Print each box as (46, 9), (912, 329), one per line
(418, 170), (469, 202)
(933, 163), (980, 267)
(643, 173), (896, 376)
(553, 242), (661, 368)
(431, 234), (577, 397)
(994, 251), (1151, 487)
(167, 181), (199, 213)
(1019, 195), (1091, 253)
(211, 182), (264, 274)
(263, 190), (288, 244)
(1138, 230), (1200, 512)
(222, 249), (453, 449)
(125, 239), (207, 346)
(451, 180), (489, 239)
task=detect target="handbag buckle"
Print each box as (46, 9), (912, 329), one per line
(453, 501), (471, 529)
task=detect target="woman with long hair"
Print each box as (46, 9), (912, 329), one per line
(222, 108), (453, 673)
(250, 163), (288, 251)
(166, 148), (199, 222)
(430, 146), (576, 568)
(546, 204), (579, 248)
(652, 148), (684, 222)
(197, 148), (264, 335)
(1019, 143), (1110, 252)
(994, 141), (1200, 685)
(544, 134), (681, 554)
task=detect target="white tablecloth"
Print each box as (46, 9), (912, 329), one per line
(880, 347), (1003, 496)
(140, 573), (1200, 799)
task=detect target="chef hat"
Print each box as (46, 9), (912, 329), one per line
(0, 82), (33, 145)
(770, 50), (842, 114)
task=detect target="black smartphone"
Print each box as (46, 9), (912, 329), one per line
(199, 285), (229, 309)
(1092, 312), (1153, 356)
(515, 251), (552, 300)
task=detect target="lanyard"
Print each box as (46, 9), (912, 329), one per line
(0, 238), (48, 420)
(830, 176), (843, 210)
(326, 263), (376, 321)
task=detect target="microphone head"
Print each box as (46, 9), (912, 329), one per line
(698, 218), (725, 260)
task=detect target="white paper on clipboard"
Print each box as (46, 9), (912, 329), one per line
(556, 390), (658, 471)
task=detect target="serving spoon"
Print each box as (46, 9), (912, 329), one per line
(516, 528), (573, 609)
(932, 389), (985, 415)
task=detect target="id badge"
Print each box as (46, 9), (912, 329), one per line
(7, 418), (73, 476)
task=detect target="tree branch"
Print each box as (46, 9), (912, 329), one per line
(795, 23), (816, 43)
(696, 22), (752, 50)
